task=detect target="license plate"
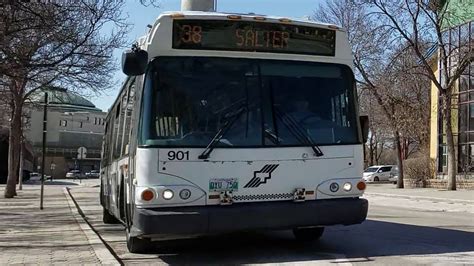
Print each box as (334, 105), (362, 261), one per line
(209, 178), (238, 192)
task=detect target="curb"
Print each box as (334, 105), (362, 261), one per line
(365, 192), (474, 204)
(63, 187), (121, 265)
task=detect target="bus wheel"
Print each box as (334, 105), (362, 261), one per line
(102, 208), (120, 224)
(126, 228), (152, 253)
(293, 227), (325, 241)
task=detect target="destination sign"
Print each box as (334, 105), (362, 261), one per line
(173, 20), (336, 56)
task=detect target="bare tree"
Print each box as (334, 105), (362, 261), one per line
(0, 1), (130, 198)
(314, 0), (431, 188)
(366, 0), (473, 190)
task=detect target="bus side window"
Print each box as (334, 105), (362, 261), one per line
(121, 78), (135, 155)
(102, 122), (109, 165)
(112, 102), (122, 159)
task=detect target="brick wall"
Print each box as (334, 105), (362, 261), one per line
(407, 178), (474, 189)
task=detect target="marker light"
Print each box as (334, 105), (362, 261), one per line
(329, 182), (339, 192)
(357, 181), (367, 191)
(163, 189), (174, 200)
(343, 182), (352, 191)
(253, 16), (266, 21)
(279, 18), (292, 23)
(179, 189), (191, 200)
(227, 15), (242, 20)
(171, 13), (185, 18)
(141, 189), (155, 201)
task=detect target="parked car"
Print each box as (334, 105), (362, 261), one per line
(66, 170), (83, 179)
(29, 172), (41, 181)
(85, 170), (100, 179)
(389, 166), (399, 184)
(363, 165), (395, 182)
(29, 172), (51, 181)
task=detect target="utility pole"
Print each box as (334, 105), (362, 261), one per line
(40, 92), (48, 210)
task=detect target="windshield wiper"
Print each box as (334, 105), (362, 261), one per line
(198, 106), (247, 160)
(264, 128), (281, 145)
(273, 107), (324, 157)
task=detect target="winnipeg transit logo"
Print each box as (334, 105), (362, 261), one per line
(244, 164), (279, 188)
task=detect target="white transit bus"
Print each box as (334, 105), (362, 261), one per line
(101, 7), (369, 253)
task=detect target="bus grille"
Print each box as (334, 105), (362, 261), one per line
(233, 193), (293, 202)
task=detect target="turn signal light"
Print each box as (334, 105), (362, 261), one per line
(141, 189), (155, 201)
(357, 181), (366, 191)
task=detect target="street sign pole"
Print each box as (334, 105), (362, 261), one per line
(77, 147), (87, 184)
(40, 93), (48, 210)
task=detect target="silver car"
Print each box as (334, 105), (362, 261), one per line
(66, 170), (82, 179)
(363, 165), (395, 182)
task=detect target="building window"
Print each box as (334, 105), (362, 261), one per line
(79, 122), (83, 128)
(59, 120), (67, 127)
(86, 116), (90, 121)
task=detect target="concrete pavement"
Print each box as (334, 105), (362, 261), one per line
(1, 179), (472, 265)
(0, 182), (118, 265)
(365, 183), (474, 203)
(67, 181), (474, 265)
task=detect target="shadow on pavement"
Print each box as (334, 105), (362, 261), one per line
(23, 180), (79, 186)
(134, 220), (474, 264)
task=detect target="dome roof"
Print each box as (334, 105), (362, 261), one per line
(28, 87), (101, 111)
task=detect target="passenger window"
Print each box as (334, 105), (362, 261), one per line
(122, 78), (135, 155)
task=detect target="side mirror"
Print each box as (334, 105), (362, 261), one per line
(122, 49), (148, 76)
(359, 115), (369, 143)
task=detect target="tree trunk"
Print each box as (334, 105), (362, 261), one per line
(369, 133), (374, 166)
(444, 95), (457, 190)
(395, 130), (404, 189)
(4, 99), (22, 198)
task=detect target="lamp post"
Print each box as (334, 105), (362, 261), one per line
(40, 92), (48, 210)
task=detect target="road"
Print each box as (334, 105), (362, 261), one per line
(67, 181), (474, 265)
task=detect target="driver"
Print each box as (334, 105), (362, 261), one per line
(286, 96), (321, 124)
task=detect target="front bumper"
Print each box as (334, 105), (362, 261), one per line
(363, 176), (373, 182)
(131, 198), (368, 238)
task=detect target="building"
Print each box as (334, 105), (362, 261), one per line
(25, 87), (106, 179)
(429, 0), (474, 177)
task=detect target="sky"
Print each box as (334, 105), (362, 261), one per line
(92, 0), (320, 111)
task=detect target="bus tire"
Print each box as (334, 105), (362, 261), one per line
(103, 208), (120, 224)
(126, 228), (152, 253)
(293, 227), (325, 241)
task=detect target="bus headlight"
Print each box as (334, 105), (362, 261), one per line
(343, 182), (352, 191)
(179, 189), (191, 200)
(163, 189), (174, 200)
(329, 182), (339, 192)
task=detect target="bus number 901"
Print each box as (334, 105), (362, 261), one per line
(168, 151), (190, 161)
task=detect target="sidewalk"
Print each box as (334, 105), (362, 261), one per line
(0, 183), (117, 265)
(365, 183), (474, 203)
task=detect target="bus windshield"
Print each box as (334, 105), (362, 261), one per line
(140, 57), (360, 148)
